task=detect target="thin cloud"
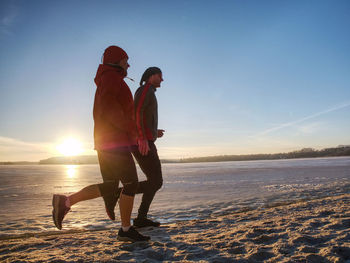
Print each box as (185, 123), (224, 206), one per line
(0, 136), (49, 149)
(0, 3), (18, 36)
(295, 122), (325, 135)
(0, 136), (52, 161)
(255, 101), (350, 136)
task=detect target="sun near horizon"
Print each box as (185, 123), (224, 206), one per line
(56, 138), (83, 157)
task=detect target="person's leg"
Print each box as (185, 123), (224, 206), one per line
(113, 150), (138, 229)
(52, 151), (120, 230)
(119, 192), (134, 227)
(105, 149), (149, 241)
(52, 183), (103, 230)
(68, 184), (101, 206)
(96, 151), (121, 220)
(93, 149), (136, 225)
(117, 188), (150, 241)
(132, 141), (163, 222)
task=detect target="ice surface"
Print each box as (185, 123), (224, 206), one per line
(0, 157), (349, 238)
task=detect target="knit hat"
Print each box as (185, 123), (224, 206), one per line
(102, 46), (128, 64)
(140, 67), (162, 86)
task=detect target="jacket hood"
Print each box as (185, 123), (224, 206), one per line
(103, 45), (128, 64)
(94, 64), (126, 86)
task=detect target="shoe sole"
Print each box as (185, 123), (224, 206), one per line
(52, 195), (62, 230)
(117, 236), (150, 242)
(117, 236), (135, 242)
(133, 224), (160, 228)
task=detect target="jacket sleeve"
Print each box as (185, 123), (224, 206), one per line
(135, 86), (150, 140)
(97, 75), (136, 134)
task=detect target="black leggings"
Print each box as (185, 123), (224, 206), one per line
(132, 141), (163, 219)
(97, 148), (138, 197)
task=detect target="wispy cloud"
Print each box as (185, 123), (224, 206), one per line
(254, 101), (350, 137)
(295, 122), (325, 135)
(0, 136), (52, 162)
(0, 2), (18, 36)
(0, 136), (49, 149)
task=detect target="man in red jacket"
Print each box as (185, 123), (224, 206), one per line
(52, 46), (149, 242)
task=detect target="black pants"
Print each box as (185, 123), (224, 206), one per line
(97, 148), (138, 197)
(132, 141), (163, 219)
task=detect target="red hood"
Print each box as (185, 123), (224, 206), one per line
(94, 64), (126, 86)
(103, 45), (128, 64)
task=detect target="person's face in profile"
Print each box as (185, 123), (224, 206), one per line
(118, 58), (130, 73)
(150, 73), (163, 88)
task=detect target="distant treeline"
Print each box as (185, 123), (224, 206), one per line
(179, 146), (350, 163)
(39, 155), (99, 165)
(1, 145), (349, 165)
(0, 161), (38, 165)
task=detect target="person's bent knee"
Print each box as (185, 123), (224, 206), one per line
(98, 181), (118, 197)
(156, 179), (163, 191)
(151, 179), (163, 192)
(121, 181), (138, 196)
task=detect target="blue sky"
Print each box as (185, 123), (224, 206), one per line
(1, 0), (350, 161)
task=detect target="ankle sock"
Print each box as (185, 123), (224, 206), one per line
(65, 197), (71, 208)
(122, 226), (131, 232)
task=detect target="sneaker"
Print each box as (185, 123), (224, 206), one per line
(52, 194), (70, 230)
(103, 188), (121, 221)
(117, 226), (150, 242)
(133, 217), (161, 228)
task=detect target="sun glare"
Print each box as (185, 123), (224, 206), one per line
(56, 138), (83, 156)
(66, 165), (77, 178)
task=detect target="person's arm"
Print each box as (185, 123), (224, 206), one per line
(135, 85), (151, 155)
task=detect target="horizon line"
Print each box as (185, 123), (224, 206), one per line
(1, 144), (349, 163)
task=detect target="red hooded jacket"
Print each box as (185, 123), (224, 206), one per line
(93, 64), (137, 150)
